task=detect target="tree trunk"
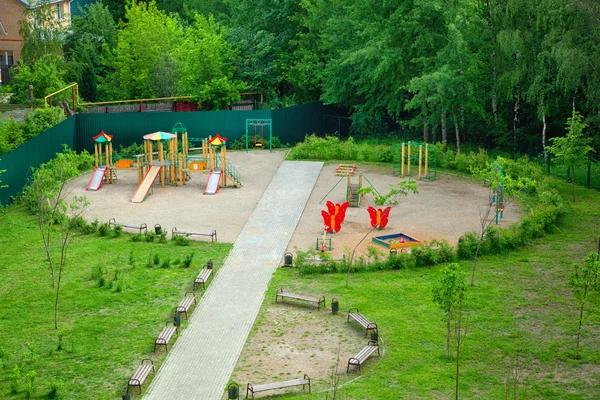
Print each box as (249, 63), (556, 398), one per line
(446, 309), (451, 360)
(424, 111), (430, 143)
(513, 96), (520, 153)
(486, 0), (499, 124)
(453, 112), (461, 153)
(441, 109), (448, 149)
(576, 301), (585, 359)
(542, 105), (548, 161)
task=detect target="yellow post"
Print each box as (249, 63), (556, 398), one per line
(359, 173), (363, 205)
(418, 145), (422, 179)
(137, 157), (142, 184)
(407, 141), (411, 176)
(158, 141), (165, 187)
(94, 143), (99, 168)
(221, 146), (226, 187)
(425, 144), (429, 179)
(107, 142), (113, 183)
(401, 142), (405, 177)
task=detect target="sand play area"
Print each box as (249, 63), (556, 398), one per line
(67, 149), (522, 257)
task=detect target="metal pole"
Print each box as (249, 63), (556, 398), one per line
(245, 119), (249, 153)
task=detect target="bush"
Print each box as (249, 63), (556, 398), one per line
(22, 108), (66, 141)
(113, 224), (123, 237)
(145, 231), (156, 242)
(131, 233), (144, 242)
(98, 223), (110, 236)
(182, 251), (195, 268)
(0, 118), (25, 155)
(172, 234), (191, 246)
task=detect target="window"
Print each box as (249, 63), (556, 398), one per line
(56, 4), (63, 21)
(0, 51), (14, 66)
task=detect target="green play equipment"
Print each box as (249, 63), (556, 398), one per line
(245, 119), (273, 153)
(492, 161), (504, 224)
(393, 142), (437, 180)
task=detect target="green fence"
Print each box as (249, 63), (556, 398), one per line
(0, 102), (329, 205)
(0, 117), (76, 204)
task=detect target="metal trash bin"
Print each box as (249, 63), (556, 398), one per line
(370, 330), (379, 342)
(122, 392), (131, 400)
(331, 298), (339, 314)
(154, 224), (162, 235)
(228, 383), (240, 399)
(174, 311), (181, 327)
(283, 252), (293, 267)
(207, 260), (214, 270)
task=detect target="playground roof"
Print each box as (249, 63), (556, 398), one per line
(143, 131), (176, 141)
(93, 131), (113, 143)
(209, 133), (227, 146)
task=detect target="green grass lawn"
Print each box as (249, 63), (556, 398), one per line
(253, 178), (600, 399)
(0, 207), (232, 399)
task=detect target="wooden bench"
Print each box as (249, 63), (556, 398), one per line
(127, 359), (155, 394)
(347, 340), (380, 372)
(276, 288), (325, 310)
(172, 227), (217, 242)
(348, 307), (378, 336)
(154, 321), (178, 353)
(176, 292), (197, 319)
(108, 218), (147, 234)
(246, 374), (311, 400)
(193, 268), (213, 290)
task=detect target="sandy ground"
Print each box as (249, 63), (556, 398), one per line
(67, 149), (522, 254)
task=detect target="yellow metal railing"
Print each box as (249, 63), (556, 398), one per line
(44, 83), (264, 112)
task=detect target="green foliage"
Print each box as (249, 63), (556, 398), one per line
(131, 233), (144, 242)
(18, 0), (65, 65)
(287, 135), (394, 162)
(98, 223), (110, 237)
(116, 142), (145, 157)
(0, 118), (25, 155)
(172, 234), (191, 246)
(182, 251), (195, 268)
(145, 231), (157, 242)
(10, 55), (67, 105)
(20, 147), (94, 214)
(113, 224), (123, 237)
(569, 252), (600, 359)
(547, 111), (594, 200)
(360, 179), (419, 207)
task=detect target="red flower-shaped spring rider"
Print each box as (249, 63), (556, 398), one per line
(367, 206), (391, 229)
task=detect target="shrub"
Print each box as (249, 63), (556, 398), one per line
(161, 257), (171, 269)
(153, 253), (160, 265)
(22, 108), (66, 141)
(47, 380), (64, 400)
(145, 231), (156, 242)
(24, 370), (36, 399)
(131, 233), (144, 242)
(182, 251), (195, 268)
(113, 224), (123, 237)
(172, 234), (191, 246)
(457, 232), (478, 260)
(0, 118), (25, 155)
(98, 223), (110, 236)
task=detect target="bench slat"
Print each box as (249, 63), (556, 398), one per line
(347, 342), (379, 372)
(251, 378), (309, 392)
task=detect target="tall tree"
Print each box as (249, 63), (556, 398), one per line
(547, 111), (593, 201)
(109, 0), (182, 99)
(18, 0), (66, 64)
(432, 263), (467, 360)
(65, 2), (118, 102)
(174, 14), (242, 109)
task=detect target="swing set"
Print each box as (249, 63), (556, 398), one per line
(245, 119), (273, 153)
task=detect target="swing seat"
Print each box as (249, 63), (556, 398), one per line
(255, 141), (263, 147)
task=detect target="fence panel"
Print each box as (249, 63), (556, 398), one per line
(271, 102), (325, 144)
(76, 110), (271, 152)
(0, 117), (76, 204)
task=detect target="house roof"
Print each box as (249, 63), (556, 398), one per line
(70, 0), (98, 18)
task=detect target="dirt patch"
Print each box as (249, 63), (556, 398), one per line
(229, 304), (370, 398)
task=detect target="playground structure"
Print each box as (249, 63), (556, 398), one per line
(245, 119), (273, 153)
(87, 131), (143, 191)
(491, 161), (505, 224)
(320, 172), (380, 208)
(393, 142), (437, 180)
(88, 123), (242, 202)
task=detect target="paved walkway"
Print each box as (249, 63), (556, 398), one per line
(144, 161), (323, 400)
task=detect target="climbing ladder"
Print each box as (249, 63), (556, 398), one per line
(346, 174), (362, 207)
